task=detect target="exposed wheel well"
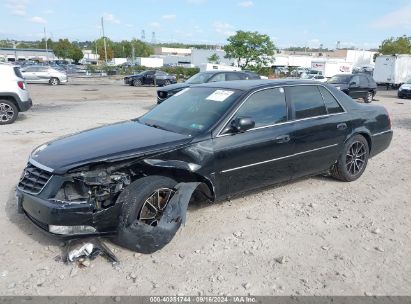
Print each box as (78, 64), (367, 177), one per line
(140, 166), (215, 202)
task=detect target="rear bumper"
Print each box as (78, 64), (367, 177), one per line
(16, 189), (119, 238)
(18, 98), (32, 112)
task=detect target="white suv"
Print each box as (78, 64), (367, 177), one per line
(0, 63), (32, 124)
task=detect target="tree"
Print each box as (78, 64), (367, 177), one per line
(223, 30), (275, 69)
(208, 53), (220, 64)
(378, 36), (411, 55)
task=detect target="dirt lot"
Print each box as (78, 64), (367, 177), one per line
(0, 78), (410, 296)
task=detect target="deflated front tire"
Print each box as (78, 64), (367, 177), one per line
(113, 176), (201, 253)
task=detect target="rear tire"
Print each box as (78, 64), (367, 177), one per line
(49, 77), (60, 86)
(0, 100), (18, 125)
(364, 91), (373, 103)
(331, 135), (369, 182)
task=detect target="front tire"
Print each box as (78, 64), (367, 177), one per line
(0, 100), (18, 125)
(113, 176), (178, 253)
(331, 135), (369, 182)
(49, 77), (60, 86)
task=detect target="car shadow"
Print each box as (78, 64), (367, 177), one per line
(4, 188), (60, 247)
(188, 174), (341, 211)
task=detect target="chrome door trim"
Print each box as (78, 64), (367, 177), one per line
(220, 143), (339, 174)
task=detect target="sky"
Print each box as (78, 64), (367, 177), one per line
(1, 0), (411, 49)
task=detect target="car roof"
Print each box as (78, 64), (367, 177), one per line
(192, 79), (323, 91)
(200, 70), (245, 74)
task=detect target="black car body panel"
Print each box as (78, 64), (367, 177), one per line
(157, 71), (261, 103)
(17, 80), (392, 238)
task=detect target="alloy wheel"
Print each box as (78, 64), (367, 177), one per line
(50, 78), (59, 86)
(138, 188), (175, 226)
(0, 102), (15, 123)
(346, 141), (367, 175)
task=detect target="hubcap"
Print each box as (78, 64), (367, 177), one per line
(346, 141), (366, 175)
(138, 188), (175, 226)
(0, 103), (14, 122)
(368, 93), (372, 101)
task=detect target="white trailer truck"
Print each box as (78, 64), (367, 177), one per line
(373, 55), (411, 88)
(311, 60), (353, 78)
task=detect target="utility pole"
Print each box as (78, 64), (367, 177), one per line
(101, 17), (107, 63)
(13, 41), (17, 62)
(44, 27), (49, 62)
(132, 45), (135, 64)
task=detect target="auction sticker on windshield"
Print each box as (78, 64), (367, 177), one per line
(206, 90), (235, 102)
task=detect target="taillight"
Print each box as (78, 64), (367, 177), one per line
(17, 81), (26, 90)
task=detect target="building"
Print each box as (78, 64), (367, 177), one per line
(0, 48), (56, 62)
(154, 47), (192, 56)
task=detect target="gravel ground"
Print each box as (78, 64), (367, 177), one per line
(0, 78), (410, 296)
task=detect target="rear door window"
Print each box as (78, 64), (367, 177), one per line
(208, 73), (226, 82)
(287, 85), (327, 119)
(235, 88), (287, 128)
(226, 73), (244, 81)
(318, 86), (344, 114)
(359, 75), (369, 87)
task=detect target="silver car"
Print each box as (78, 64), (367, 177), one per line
(21, 66), (68, 85)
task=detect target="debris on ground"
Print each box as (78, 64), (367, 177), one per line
(63, 238), (119, 266)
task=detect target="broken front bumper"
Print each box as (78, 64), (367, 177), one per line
(16, 189), (120, 238)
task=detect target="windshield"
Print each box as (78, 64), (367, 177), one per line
(328, 75), (351, 84)
(138, 87), (242, 135)
(185, 72), (214, 84)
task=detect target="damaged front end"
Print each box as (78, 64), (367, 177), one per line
(17, 160), (138, 236)
(18, 159), (204, 253)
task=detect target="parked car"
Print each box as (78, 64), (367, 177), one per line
(124, 70), (177, 87)
(398, 78), (411, 99)
(20, 66), (68, 85)
(0, 63), (32, 124)
(156, 70), (261, 103)
(327, 73), (377, 103)
(302, 74), (327, 83)
(16, 80), (392, 253)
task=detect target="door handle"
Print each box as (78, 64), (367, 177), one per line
(337, 123), (347, 130)
(275, 135), (290, 143)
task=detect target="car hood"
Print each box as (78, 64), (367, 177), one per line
(30, 121), (192, 174)
(158, 82), (190, 92)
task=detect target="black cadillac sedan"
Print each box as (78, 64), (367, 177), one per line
(16, 80), (392, 253)
(124, 70), (177, 87)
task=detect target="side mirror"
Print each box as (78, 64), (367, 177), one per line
(230, 117), (255, 133)
(349, 81), (358, 87)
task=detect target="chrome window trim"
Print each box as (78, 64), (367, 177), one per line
(29, 158), (54, 173)
(221, 143), (339, 173)
(216, 83), (347, 138)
